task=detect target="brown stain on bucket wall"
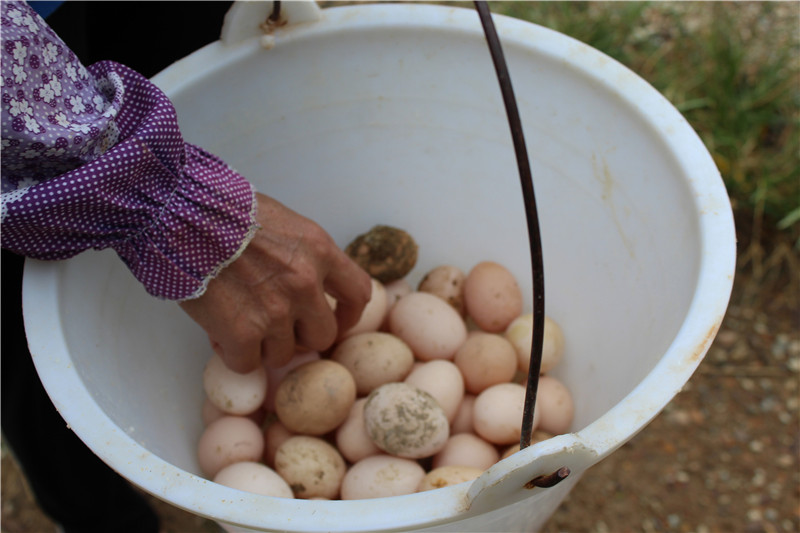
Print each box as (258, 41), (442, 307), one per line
(592, 154), (635, 259)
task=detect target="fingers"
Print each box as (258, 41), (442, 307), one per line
(324, 254), (373, 333)
(180, 193), (374, 375)
(294, 293), (338, 354)
(208, 330), (262, 374)
(260, 326), (296, 369)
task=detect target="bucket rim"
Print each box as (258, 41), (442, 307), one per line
(23, 3), (736, 531)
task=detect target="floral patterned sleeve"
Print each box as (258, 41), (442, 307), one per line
(0, 0), (258, 300)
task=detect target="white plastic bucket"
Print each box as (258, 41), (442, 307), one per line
(22, 3), (736, 532)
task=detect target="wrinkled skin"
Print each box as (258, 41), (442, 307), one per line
(180, 193), (372, 373)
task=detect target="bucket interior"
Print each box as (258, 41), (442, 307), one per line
(25, 4), (734, 532)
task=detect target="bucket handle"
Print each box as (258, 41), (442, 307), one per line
(464, 434), (599, 514)
(220, 0), (321, 46)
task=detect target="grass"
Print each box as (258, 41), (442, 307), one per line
(481, 1), (800, 247)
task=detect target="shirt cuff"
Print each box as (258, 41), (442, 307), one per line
(113, 143), (258, 301)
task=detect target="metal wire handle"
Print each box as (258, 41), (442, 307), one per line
(473, 1), (546, 451)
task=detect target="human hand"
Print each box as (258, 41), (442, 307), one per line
(179, 193), (372, 373)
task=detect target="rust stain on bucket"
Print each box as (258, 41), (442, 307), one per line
(687, 317), (724, 366)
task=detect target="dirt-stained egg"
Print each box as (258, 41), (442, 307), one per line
(213, 461), (294, 498)
(416, 465), (484, 492)
(274, 436), (347, 499)
(344, 225), (418, 283)
(417, 265), (466, 315)
(403, 360), (464, 423)
(263, 350), (320, 413)
(274, 359), (356, 435)
(340, 454), (426, 500)
(331, 332), (414, 396)
(463, 261), (523, 333)
(363, 382), (449, 459)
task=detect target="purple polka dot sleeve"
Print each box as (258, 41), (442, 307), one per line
(0, 1), (258, 300)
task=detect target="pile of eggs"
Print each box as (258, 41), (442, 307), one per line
(196, 242), (574, 500)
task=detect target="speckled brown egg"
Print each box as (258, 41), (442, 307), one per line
(363, 382), (450, 459)
(274, 436), (347, 499)
(417, 265), (466, 315)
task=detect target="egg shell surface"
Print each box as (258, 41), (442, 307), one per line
(473, 382), (538, 445)
(450, 394), (476, 435)
(331, 332), (415, 396)
(203, 353), (268, 416)
(363, 382), (450, 459)
(274, 359), (356, 436)
(264, 350), (320, 412)
(340, 455), (426, 500)
(403, 359), (464, 423)
(417, 264), (466, 315)
(505, 314), (565, 374)
(453, 332), (518, 394)
(340, 278), (388, 339)
(388, 291), (467, 361)
(433, 432), (500, 470)
(417, 465), (484, 492)
(213, 461), (294, 499)
(463, 261), (523, 333)
(335, 398), (381, 464)
(196, 416), (264, 478)
(263, 419), (295, 468)
(274, 436), (347, 499)
(535, 375), (575, 435)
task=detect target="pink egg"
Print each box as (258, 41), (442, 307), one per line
(262, 419), (295, 468)
(433, 433), (499, 470)
(463, 261), (523, 333)
(388, 291), (467, 361)
(453, 332), (518, 394)
(197, 416), (264, 478)
(536, 375), (575, 435)
(340, 455), (426, 500)
(404, 360), (464, 423)
(335, 398), (381, 464)
(450, 394), (476, 434)
(473, 383), (538, 445)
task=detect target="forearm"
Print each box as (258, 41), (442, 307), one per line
(1, 1), (257, 300)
